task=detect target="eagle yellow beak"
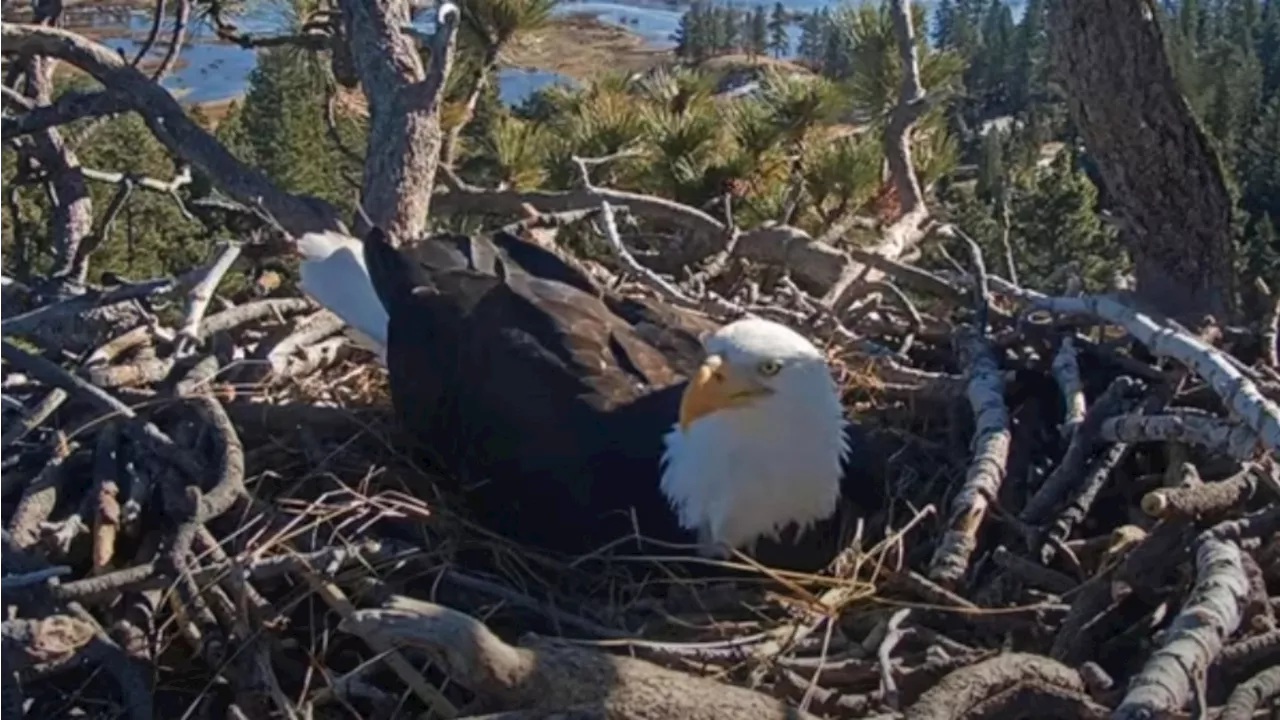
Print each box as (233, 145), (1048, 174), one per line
(678, 354), (771, 431)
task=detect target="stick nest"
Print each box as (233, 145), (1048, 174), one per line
(2, 246), (1278, 720)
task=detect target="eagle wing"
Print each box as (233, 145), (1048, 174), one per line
(408, 226), (717, 387)
(364, 227), (696, 550)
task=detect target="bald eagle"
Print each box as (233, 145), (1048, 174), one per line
(300, 226), (880, 566)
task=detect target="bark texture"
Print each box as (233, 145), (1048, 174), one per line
(341, 596), (822, 720)
(339, 0), (456, 241)
(1046, 0), (1235, 320)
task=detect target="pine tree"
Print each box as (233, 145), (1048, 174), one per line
(977, 127), (1006, 202)
(1010, 0), (1047, 112)
(1258, 213), (1278, 242)
(187, 103), (212, 131)
(1163, 1), (1205, 99)
(1256, 213), (1278, 246)
(969, 0), (1015, 113)
(1241, 213), (1280, 285)
(933, 0), (956, 48)
(673, 3), (703, 61)
(234, 48), (360, 205)
(1179, 0), (1203, 47)
(768, 2), (790, 57)
(937, 147), (1119, 293)
(1233, 0), (1262, 47)
(717, 5), (742, 54)
(1258, 0), (1280, 96)
(673, 8), (692, 59)
(749, 5), (769, 61)
(820, 10), (851, 79)
(1009, 150), (1120, 290)
(950, 0), (982, 54)
(1239, 95), (1280, 221)
(1202, 39), (1265, 160)
(797, 10), (826, 67)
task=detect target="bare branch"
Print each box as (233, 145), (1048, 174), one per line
(1004, 290), (1280, 453)
(175, 242), (244, 354)
(818, 0), (935, 311)
(0, 89), (131, 137)
(1113, 537), (1248, 719)
(884, 0), (928, 218)
(148, 0), (191, 82)
(81, 166), (189, 195)
(1259, 278), (1279, 369)
(0, 22), (344, 235)
(64, 174), (134, 286)
(596, 202), (699, 307)
(927, 238), (1010, 585)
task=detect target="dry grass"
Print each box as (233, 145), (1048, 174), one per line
(502, 14), (670, 81)
(698, 53), (816, 77)
(5, 248), (1275, 719)
(7, 318), (954, 717)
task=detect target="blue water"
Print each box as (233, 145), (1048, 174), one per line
(558, 1), (683, 46)
(99, 34), (574, 105)
(92, 6), (579, 105)
(497, 67), (578, 105)
(79, 0), (1024, 106)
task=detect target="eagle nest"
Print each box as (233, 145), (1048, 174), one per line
(2, 247), (1277, 720)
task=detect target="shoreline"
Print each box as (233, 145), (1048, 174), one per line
(179, 14), (673, 127)
(501, 13), (672, 79)
(186, 23), (818, 127)
(37, 10), (678, 112)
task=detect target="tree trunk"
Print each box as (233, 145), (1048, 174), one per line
(1046, 0), (1236, 320)
(340, 0), (457, 241)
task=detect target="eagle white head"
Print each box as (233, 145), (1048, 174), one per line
(659, 317), (850, 557)
(296, 231), (388, 361)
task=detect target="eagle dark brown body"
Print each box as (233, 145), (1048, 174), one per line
(360, 228), (882, 569)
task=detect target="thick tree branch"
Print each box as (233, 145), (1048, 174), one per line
(0, 89), (132, 137)
(928, 239), (1010, 585)
(1113, 537), (1248, 719)
(1011, 292), (1280, 453)
(0, 22), (344, 236)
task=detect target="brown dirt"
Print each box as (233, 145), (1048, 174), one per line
(697, 52), (815, 77)
(502, 14), (671, 81)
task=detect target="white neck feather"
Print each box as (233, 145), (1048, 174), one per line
(658, 386), (849, 554)
(297, 232), (389, 361)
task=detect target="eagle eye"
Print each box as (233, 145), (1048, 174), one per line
(757, 359), (782, 377)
